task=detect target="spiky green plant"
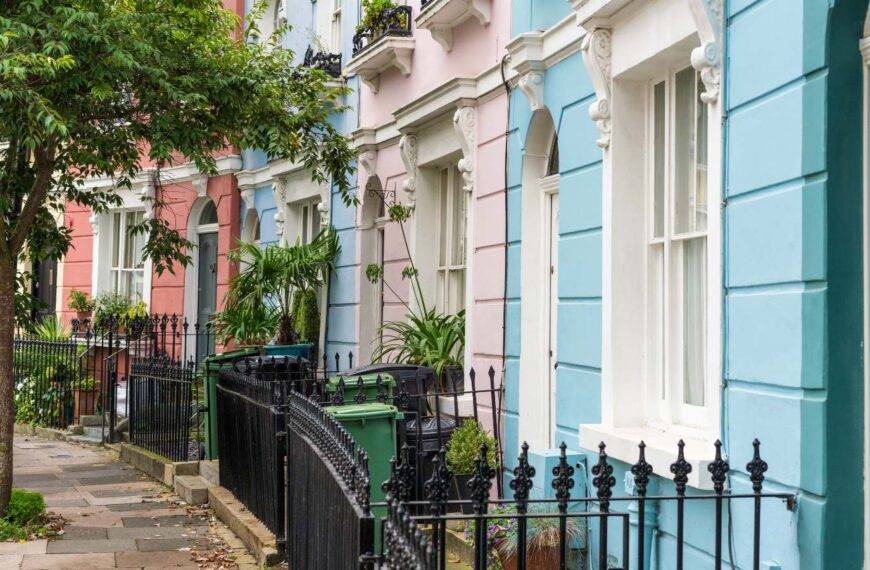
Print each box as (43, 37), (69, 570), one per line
(31, 317), (71, 342)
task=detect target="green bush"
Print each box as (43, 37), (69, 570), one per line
(67, 289), (93, 313)
(92, 293), (147, 330)
(445, 419), (497, 475)
(291, 289), (320, 344)
(0, 489), (49, 541)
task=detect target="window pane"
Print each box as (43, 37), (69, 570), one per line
(449, 269), (465, 315)
(451, 167), (466, 266)
(673, 66), (695, 235)
(683, 238), (706, 406)
(199, 202), (218, 225)
(438, 169), (449, 267)
(311, 202), (321, 239)
(653, 81), (666, 239)
(124, 211), (145, 269)
(695, 73), (708, 233)
(111, 213), (121, 267)
(436, 269), (445, 312)
(301, 205), (309, 244)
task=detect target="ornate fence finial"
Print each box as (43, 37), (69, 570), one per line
(592, 442), (615, 510)
(510, 442), (535, 513)
(746, 439), (768, 494)
(708, 439), (729, 495)
(468, 443), (495, 514)
(630, 441), (654, 498)
(670, 440), (692, 496)
(552, 442), (575, 510)
(424, 448), (452, 515)
(354, 375), (367, 404)
(376, 374), (388, 403)
(395, 442), (415, 503)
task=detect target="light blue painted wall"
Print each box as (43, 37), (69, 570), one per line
(506, 0), (866, 567)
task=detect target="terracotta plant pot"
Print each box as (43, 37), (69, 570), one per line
(73, 388), (99, 419)
(498, 546), (565, 570)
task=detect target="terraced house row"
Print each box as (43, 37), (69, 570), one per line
(42, 0), (870, 567)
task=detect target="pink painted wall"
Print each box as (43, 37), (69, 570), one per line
(354, 1), (509, 407)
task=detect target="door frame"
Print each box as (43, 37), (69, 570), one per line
(183, 198), (219, 329)
(542, 179), (560, 446)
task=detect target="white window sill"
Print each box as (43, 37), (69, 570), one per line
(578, 423), (718, 491)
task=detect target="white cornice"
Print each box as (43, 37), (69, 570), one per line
(80, 155), (242, 190)
(352, 13), (581, 149)
(345, 36), (416, 93)
(235, 158), (308, 190)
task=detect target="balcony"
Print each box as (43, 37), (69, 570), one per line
(302, 46), (342, 79)
(416, 0), (491, 51)
(346, 5), (415, 93)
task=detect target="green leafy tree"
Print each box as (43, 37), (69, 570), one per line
(0, 0), (355, 514)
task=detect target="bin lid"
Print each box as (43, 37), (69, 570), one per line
(324, 403), (398, 421)
(326, 373), (396, 389)
(206, 347), (259, 365)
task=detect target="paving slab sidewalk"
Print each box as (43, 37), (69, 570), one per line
(6, 435), (259, 569)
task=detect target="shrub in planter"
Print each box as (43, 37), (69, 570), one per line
(445, 419), (497, 512)
(357, 0), (408, 37)
(68, 289), (93, 320)
(496, 504), (584, 570)
(92, 293), (147, 332)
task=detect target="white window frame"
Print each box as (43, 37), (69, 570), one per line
(108, 209), (146, 300)
(645, 66), (712, 432)
(293, 197), (322, 245)
(331, 0), (342, 53)
(434, 165), (467, 315)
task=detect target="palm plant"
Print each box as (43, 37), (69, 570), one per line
(214, 230), (339, 345)
(372, 309), (464, 379)
(31, 316), (71, 342)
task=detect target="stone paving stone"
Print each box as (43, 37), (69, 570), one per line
(105, 501), (171, 512)
(54, 526), (109, 540)
(88, 488), (147, 498)
(12, 473), (61, 483)
(45, 538), (136, 554)
(135, 536), (215, 552)
(0, 553), (23, 567)
(61, 512), (125, 528)
(107, 526), (199, 540)
(21, 552), (117, 569)
(76, 473), (146, 486)
(115, 550), (194, 567)
(121, 515), (209, 528)
(0, 540), (47, 555)
(44, 498), (89, 508)
(59, 463), (115, 472)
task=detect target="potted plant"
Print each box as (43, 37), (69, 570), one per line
(213, 230), (339, 360)
(357, 0), (409, 41)
(68, 289), (93, 322)
(495, 504), (584, 570)
(445, 419), (497, 513)
(92, 293), (148, 335)
(72, 375), (99, 419)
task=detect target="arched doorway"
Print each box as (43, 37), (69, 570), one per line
(519, 109), (560, 449)
(183, 198), (219, 361)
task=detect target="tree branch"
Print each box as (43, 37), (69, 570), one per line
(9, 144), (56, 255)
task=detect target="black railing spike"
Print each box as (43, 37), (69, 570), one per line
(552, 441), (575, 510)
(468, 443), (495, 515)
(591, 442), (616, 508)
(747, 439), (768, 493)
(424, 448), (452, 515)
(348, 351), (353, 370)
(375, 374), (387, 403)
(396, 443), (415, 503)
(510, 441), (535, 513)
(708, 440), (729, 495)
(670, 439), (692, 496)
(382, 456), (398, 496)
(631, 441), (653, 497)
(334, 352), (340, 373)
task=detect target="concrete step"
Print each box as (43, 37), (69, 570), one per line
(199, 460), (219, 486)
(174, 475), (210, 505)
(79, 414), (102, 427)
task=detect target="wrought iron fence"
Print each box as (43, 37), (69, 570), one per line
(128, 357), (198, 461)
(285, 391), (375, 570)
(378, 439), (796, 570)
(216, 357), (311, 539)
(303, 46), (342, 78)
(14, 314), (214, 442)
(352, 5), (412, 55)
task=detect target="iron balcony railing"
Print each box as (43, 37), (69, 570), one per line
(352, 5), (412, 56)
(303, 46), (342, 78)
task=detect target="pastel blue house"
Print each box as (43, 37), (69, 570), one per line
(505, 0), (866, 567)
(237, 0), (360, 359)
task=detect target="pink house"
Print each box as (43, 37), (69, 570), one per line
(348, 0), (509, 403)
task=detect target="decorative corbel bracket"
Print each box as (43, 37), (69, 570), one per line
(271, 178), (287, 243)
(240, 187), (255, 212)
(358, 149), (378, 179)
(518, 69), (545, 111)
(192, 175), (208, 198)
(453, 106), (476, 193)
(317, 201), (330, 229)
(688, 0), (724, 105)
(399, 134), (419, 207)
(89, 213), (100, 236)
(138, 180), (156, 220)
(580, 27), (612, 149)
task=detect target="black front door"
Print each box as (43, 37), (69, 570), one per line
(31, 257), (57, 321)
(197, 232), (218, 361)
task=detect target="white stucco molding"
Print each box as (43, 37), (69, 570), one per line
(453, 106), (476, 193)
(240, 188), (255, 212)
(317, 201), (330, 229)
(580, 26), (612, 149)
(271, 178), (287, 243)
(78, 155), (242, 191)
(191, 175), (208, 198)
(138, 179), (156, 220)
(507, 32), (546, 111)
(345, 36), (415, 93)
(687, 0), (724, 104)
(416, 0), (491, 52)
(89, 213), (101, 236)
(398, 133), (419, 206)
(358, 149), (378, 179)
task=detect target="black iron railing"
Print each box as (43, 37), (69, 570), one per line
(128, 357), (197, 461)
(379, 439), (796, 570)
(303, 46), (342, 78)
(285, 391), (375, 570)
(352, 6), (412, 55)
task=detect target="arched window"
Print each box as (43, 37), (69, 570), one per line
(546, 133), (559, 177)
(198, 202), (218, 226)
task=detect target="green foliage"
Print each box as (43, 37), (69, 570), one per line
(0, 0), (356, 282)
(373, 309), (464, 379)
(445, 419), (497, 475)
(292, 288), (320, 344)
(358, 0), (401, 34)
(67, 289), (93, 313)
(215, 231), (338, 345)
(13, 337), (81, 426)
(92, 293), (147, 330)
(0, 489), (50, 541)
(32, 317), (71, 342)
(210, 302), (277, 347)
(497, 503), (583, 565)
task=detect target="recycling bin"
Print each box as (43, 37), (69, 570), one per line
(325, 372), (396, 404)
(202, 347), (258, 460)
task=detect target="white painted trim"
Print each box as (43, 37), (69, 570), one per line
(183, 197), (218, 329)
(345, 36), (416, 93)
(415, 0), (491, 52)
(79, 155), (242, 191)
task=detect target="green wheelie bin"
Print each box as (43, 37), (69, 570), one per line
(202, 347), (258, 460)
(324, 373), (396, 404)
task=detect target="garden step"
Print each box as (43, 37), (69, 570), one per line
(174, 475), (209, 505)
(199, 460), (220, 486)
(79, 414), (102, 427)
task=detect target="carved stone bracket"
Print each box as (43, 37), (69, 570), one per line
(192, 175), (208, 198)
(138, 180), (156, 220)
(271, 178), (287, 243)
(580, 27), (612, 149)
(453, 106), (476, 193)
(318, 201), (330, 229)
(89, 213), (100, 236)
(688, 0), (723, 105)
(399, 134), (419, 206)
(517, 70), (545, 111)
(240, 188), (255, 212)
(358, 149), (378, 179)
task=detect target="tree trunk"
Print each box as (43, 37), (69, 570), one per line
(0, 259), (17, 515)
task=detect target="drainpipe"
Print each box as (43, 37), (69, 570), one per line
(625, 474), (660, 570)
